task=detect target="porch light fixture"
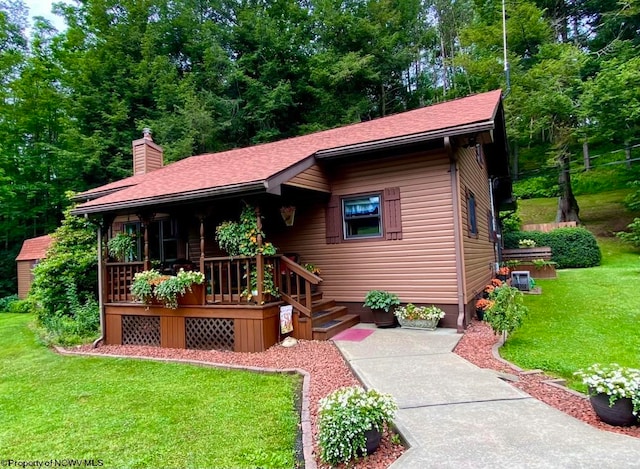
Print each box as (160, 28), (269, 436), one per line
(280, 206), (296, 226)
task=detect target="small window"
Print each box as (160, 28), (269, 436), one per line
(343, 194), (382, 239)
(467, 191), (478, 236)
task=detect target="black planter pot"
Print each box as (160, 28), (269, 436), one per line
(476, 308), (485, 321)
(589, 392), (639, 426)
(372, 308), (397, 328)
(357, 428), (382, 456)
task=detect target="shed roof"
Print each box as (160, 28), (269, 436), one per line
(16, 235), (53, 261)
(74, 90), (504, 215)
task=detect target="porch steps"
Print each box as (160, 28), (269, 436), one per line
(312, 312), (359, 341)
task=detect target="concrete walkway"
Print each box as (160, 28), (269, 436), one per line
(333, 324), (640, 468)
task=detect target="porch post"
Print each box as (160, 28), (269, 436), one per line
(138, 213), (154, 270)
(199, 215), (205, 274)
(255, 206), (264, 304)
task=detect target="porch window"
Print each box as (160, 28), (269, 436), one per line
(342, 194), (382, 239)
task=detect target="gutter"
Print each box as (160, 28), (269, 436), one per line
(92, 225), (105, 348)
(316, 121), (495, 160)
(445, 137), (467, 333)
(72, 181), (266, 216)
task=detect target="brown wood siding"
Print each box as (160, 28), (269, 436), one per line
(133, 142), (162, 176)
(17, 261), (34, 299)
(161, 316), (186, 348)
(104, 304), (279, 352)
(271, 150), (458, 305)
(284, 164), (330, 192)
(457, 146), (496, 302)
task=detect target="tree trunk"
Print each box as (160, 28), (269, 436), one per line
(556, 153), (580, 223)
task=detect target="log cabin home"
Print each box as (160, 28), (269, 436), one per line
(72, 90), (513, 352)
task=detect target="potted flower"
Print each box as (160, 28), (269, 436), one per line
(394, 303), (445, 330)
(575, 364), (640, 426)
(303, 263), (321, 276)
(241, 264), (280, 304)
(107, 232), (136, 262)
(475, 298), (493, 321)
(130, 268), (205, 309)
(364, 290), (400, 327)
(317, 386), (397, 465)
(496, 266), (510, 281)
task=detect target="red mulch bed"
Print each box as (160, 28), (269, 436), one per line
(454, 320), (640, 439)
(72, 340), (405, 469)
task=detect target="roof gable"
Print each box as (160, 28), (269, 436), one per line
(74, 90), (503, 214)
(16, 235), (53, 261)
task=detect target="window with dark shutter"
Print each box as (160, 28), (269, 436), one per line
(383, 187), (402, 240)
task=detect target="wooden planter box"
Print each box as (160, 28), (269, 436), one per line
(516, 263), (557, 279)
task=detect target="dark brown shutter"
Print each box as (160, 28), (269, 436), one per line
(384, 187), (402, 240)
(325, 194), (342, 244)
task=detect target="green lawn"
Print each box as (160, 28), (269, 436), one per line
(517, 189), (638, 237)
(501, 190), (640, 390)
(0, 314), (300, 469)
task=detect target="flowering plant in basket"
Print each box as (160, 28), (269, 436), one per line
(318, 386), (397, 465)
(394, 304), (445, 321)
(575, 364), (640, 414)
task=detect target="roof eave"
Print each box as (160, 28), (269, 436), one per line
(71, 181), (267, 216)
(315, 121), (496, 160)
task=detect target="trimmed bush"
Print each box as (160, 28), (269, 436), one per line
(503, 227), (601, 268)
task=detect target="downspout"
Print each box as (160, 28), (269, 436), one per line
(445, 137), (467, 333)
(92, 224), (105, 348)
(489, 177), (500, 272)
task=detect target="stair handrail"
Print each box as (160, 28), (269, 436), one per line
(279, 255), (322, 317)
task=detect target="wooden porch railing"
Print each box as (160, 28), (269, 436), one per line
(202, 254), (322, 317)
(104, 256), (322, 318)
(105, 261), (145, 303)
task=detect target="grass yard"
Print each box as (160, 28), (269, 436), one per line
(501, 190), (640, 391)
(0, 314), (300, 469)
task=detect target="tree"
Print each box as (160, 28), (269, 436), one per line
(29, 198), (99, 344)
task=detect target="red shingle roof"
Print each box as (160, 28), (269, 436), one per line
(75, 90), (502, 214)
(16, 235), (53, 261)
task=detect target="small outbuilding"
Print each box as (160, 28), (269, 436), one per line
(16, 235), (53, 299)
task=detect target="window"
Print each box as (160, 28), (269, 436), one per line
(325, 187), (402, 244)
(343, 194), (382, 239)
(467, 190), (478, 236)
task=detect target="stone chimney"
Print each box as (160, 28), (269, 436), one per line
(132, 128), (163, 176)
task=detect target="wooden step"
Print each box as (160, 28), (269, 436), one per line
(312, 313), (360, 340)
(310, 298), (336, 313)
(311, 305), (349, 324)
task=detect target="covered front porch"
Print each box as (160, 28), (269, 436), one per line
(102, 249), (358, 352)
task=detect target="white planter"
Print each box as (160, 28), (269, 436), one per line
(397, 317), (439, 330)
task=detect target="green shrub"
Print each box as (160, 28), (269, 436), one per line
(512, 176), (557, 199)
(484, 285), (528, 338)
(617, 218), (640, 247)
(571, 168), (636, 195)
(29, 199), (99, 345)
(546, 227), (602, 268)
(0, 294), (18, 312)
(503, 227), (601, 268)
(500, 211), (521, 234)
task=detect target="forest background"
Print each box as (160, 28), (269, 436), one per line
(1, 0), (639, 296)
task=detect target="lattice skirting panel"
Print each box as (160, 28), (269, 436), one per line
(185, 317), (235, 351)
(122, 315), (161, 346)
